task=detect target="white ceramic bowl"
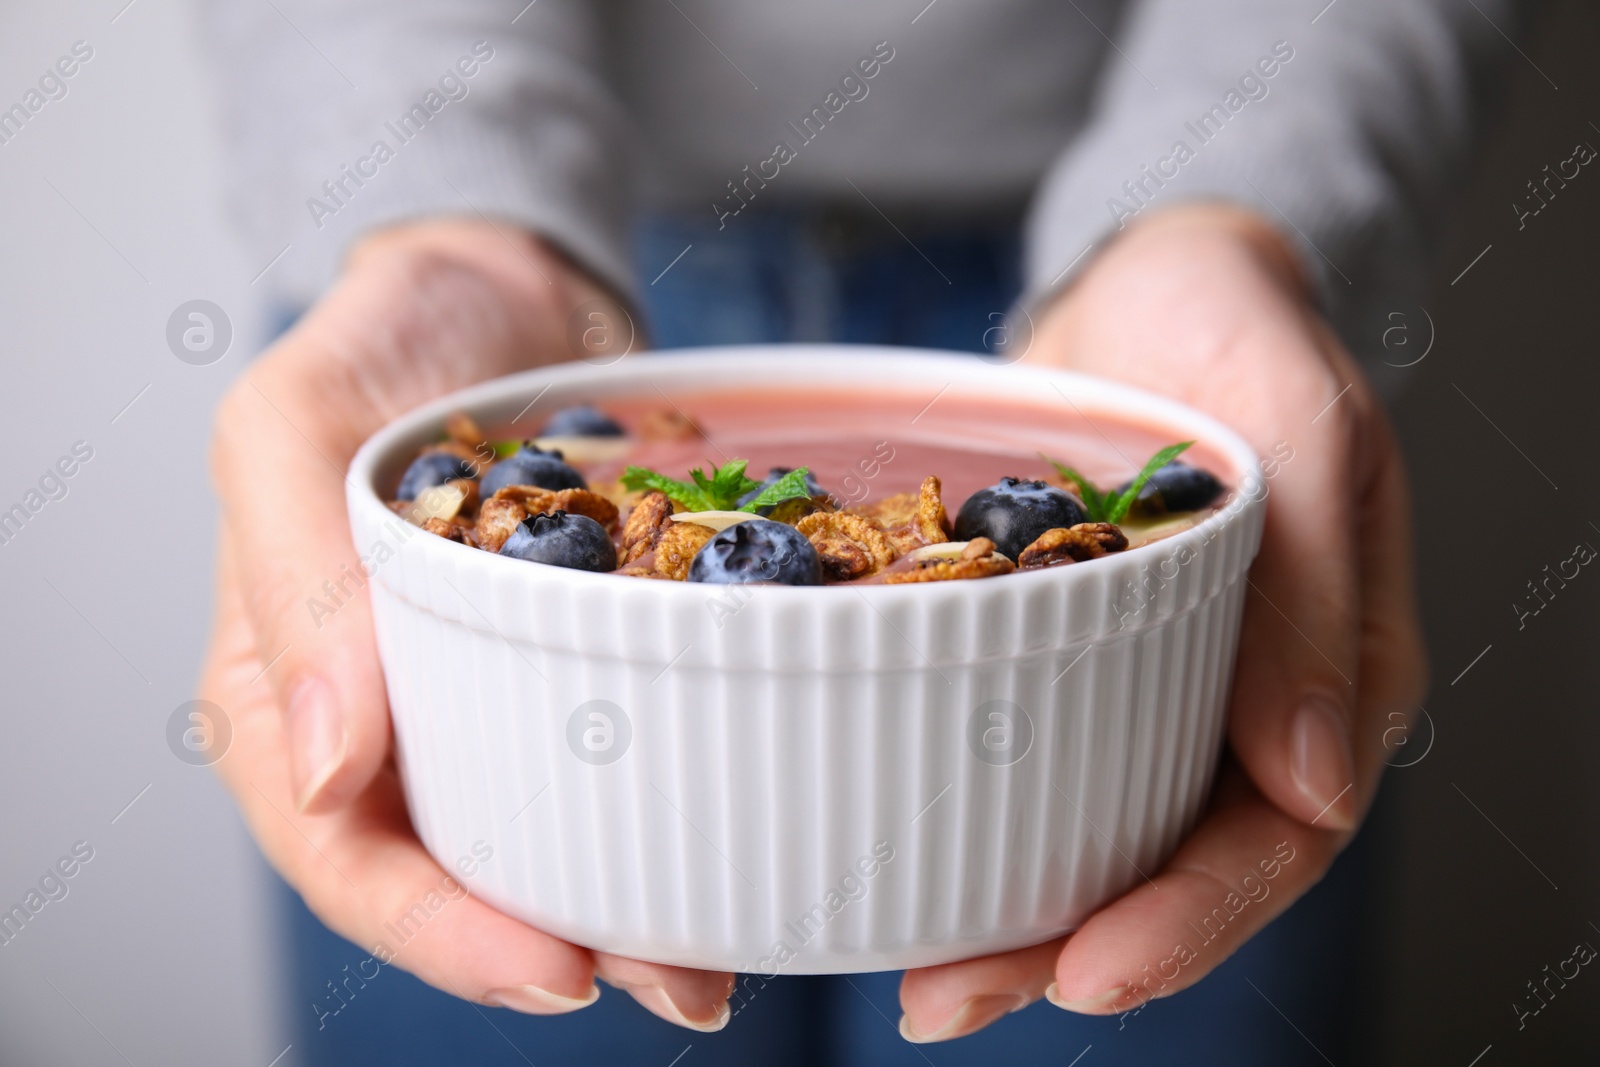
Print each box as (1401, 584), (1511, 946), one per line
(346, 346), (1266, 975)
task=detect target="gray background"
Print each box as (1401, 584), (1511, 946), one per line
(0, 0), (1593, 1063)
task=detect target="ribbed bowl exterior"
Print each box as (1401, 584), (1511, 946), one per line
(348, 348), (1266, 974)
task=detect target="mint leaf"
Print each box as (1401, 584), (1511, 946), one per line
(695, 459), (761, 511)
(490, 440), (522, 459)
(620, 465), (714, 511)
(688, 465), (717, 497)
(621, 459), (763, 512)
(1041, 453), (1110, 523)
(1103, 441), (1193, 524)
(739, 467), (814, 513)
(1043, 442), (1195, 525)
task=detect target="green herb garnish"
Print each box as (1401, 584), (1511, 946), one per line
(1043, 441), (1193, 524)
(490, 440), (522, 458)
(620, 459), (816, 513)
(740, 467), (815, 512)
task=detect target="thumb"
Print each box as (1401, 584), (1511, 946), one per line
(211, 354), (392, 814)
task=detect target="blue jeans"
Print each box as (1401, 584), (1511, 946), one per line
(278, 206), (1368, 1066)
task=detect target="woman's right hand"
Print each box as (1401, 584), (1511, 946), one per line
(200, 219), (736, 1030)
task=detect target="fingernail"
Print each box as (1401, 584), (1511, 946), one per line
(485, 983), (600, 1015)
(1045, 982), (1131, 1014)
(623, 983), (731, 1032)
(1289, 694), (1355, 830)
(899, 994), (1029, 1043)
(287, 679), (347, 812)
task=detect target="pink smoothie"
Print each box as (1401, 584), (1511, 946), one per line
(572, 386), (1238, 513)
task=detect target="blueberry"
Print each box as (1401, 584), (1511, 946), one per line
(396, 452), (476, 501)
(481, 444), (587, 496)
(539, 403), (624, 438)
(953, 477), (1088, 560)
(1117, 461), (1223, 517)
(687, 519), (823, 586)
(735, 467), (829, 513)
(497, 511), (616, 572)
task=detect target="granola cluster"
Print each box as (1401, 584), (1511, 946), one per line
(384, 406), (1226, 587)
(617, 493), (715, 580)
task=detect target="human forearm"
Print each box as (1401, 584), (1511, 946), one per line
(198, 0), (635, 305)
(1023, 0), (1528, 353)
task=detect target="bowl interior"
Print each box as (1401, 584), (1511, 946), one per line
(351, 346), (1261, 530)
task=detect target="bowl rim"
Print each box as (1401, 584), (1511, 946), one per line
(346, 345), (1265, 604)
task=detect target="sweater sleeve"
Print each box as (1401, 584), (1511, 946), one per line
(1021, 0), (1527, 357)
(197, 0), (635, 306)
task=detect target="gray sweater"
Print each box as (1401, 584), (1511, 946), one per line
(201, 0), (1523, 355)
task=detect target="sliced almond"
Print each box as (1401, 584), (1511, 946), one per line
(670, 510), (758, 532)
(906, 541), (971, 563)
(403, 482), (467, 525)
(1118, 513), (1200, 549)
(532, 435), (633, 465)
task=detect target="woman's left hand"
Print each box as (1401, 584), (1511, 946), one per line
(896, 203), (1426, 1041)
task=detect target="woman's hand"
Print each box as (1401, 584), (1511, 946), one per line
(897, 204), (1427, 1040)
(200, 220), (734, 1030)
